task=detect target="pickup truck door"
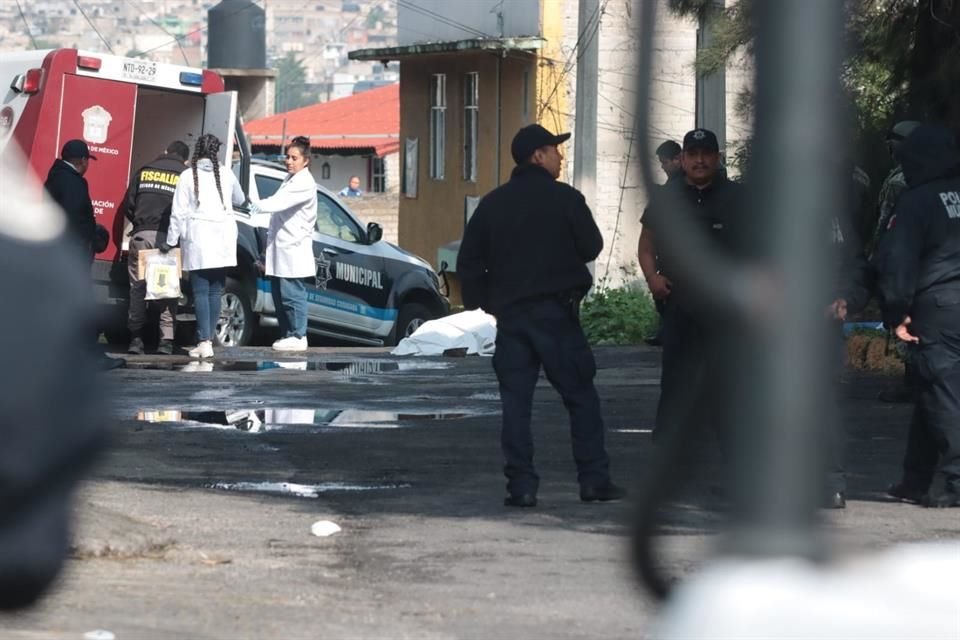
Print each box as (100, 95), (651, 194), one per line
(309, 191), (389, 333)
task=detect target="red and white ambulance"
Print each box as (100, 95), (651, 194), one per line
(0, 48), (247, 320)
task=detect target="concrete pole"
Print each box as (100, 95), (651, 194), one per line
(573, 0), (599, 208)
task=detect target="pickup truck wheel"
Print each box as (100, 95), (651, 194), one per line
(217, 278), (255, 347)
(392, 302), (432, 346)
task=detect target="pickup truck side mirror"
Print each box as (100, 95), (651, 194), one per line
(366, 222), (383, 244)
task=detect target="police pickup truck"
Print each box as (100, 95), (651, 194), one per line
(222, 160), (448, 346)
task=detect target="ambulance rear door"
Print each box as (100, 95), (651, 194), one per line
(202, 91), (238, 170)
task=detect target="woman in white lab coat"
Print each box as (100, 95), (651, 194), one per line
(166, 133), (245, 359)
(252, 135), (318, 352)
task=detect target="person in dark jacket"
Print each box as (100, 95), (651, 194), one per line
(43, 139), (97, 258)
(821, 164), (875, 509)
(44, 140), (123, 370)
(876, 123), (960, 508)
(457, 124), (624, 507)
(121, 141), (189, 355)
(642, 129), (743, 448)
(639, 140), (686, 346)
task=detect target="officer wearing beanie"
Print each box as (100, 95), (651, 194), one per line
(642, 128), (743, 444)
(457, 124), (624, 508)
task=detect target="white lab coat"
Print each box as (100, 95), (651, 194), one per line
(168, 159), (245, 271)
(255, 167), (317, 278)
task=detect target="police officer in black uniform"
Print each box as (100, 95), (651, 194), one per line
(457, 124), (624, 508)
(823, 163), (875, 509)
(876, 123), (960, 508)
(639, 140), (685, 346)
(642, 128), (743, 444)
(121, 141), (189, 355)
(44, 139), (98, 259)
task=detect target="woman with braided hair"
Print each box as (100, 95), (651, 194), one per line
(250, 135), (318, 352)
(166, 133), (245, 359)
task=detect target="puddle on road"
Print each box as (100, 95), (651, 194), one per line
(468, 392), (500, 401)
(126, 359), (453, 375)
(210, 481), (410, 498)
(136, 407), (474, 432)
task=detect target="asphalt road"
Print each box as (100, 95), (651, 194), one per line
(2, 346), (957, 639)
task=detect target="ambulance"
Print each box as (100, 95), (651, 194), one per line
(0, 49), (447, 346)
(0, 48), (245, 312)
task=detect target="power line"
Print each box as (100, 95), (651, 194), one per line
(73, 0), (115, 54)
(600, 119), (636, 284)
(395, 0), (493, 39)
(135, 0), (265, 57)
(122, 0), (190, 65)
(14, 0), (37, 49)
(536, 0), (610, 119)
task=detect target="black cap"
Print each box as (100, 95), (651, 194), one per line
(61, 139), (96, 161)
(655, 140), (682, 159)
(682, 128), (719, 153)
(511, 124), (571, 165)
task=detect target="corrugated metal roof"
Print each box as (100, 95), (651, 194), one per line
(245, 84), (399, 157)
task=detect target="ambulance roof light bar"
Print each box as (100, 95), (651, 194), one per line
(179, 72), (203, 87)
(77, 56), (102, 71)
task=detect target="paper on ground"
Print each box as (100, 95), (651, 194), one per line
(311, 520), (342, 537)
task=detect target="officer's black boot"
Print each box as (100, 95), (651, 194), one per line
(127, 336), (145, 355)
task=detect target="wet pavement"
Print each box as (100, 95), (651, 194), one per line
(3, 346), (958, 639)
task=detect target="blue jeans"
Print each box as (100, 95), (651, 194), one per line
(191, 268), (226, 342)
(271, 277), (308, 338)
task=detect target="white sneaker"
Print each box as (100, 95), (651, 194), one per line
(271, 336), (295, 350)
(273, 336), (308, 352)
(181, 361), (214, 373)
(188, 340), (214, 359)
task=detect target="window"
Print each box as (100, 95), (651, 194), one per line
(255, 175), (283, 199)
(372, 157), (386, 193)
(316, 192), (362, 242)
(404, 138), (418, 198)
(463, 72), (478, 182)
(429, 74), (446, 180)
(321, 162), (331, 180)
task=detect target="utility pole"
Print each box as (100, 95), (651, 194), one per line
(573, 0), (599, 209)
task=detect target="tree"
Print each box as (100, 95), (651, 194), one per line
(366, 5), (387, 29)
(670, 0), (960, 129)
(274, 52), (310, 114)
(668, 0), (960, 180)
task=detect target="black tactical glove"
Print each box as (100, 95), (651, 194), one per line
(158, 241), (173, 254)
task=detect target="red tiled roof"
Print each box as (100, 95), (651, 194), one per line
(245, 83), (399, 157)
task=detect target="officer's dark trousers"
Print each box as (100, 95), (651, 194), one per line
(899, 290), (960, 495)
(825, 324), (848, 495)
(493, 298), (610, 497)
(653, 299), (712, 443)
(127, 230), (176, 342)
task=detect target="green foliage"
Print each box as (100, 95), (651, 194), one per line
(580, 283), (659, 346)
(366, 6), (387, 29)
(668, 0), (960, 197)
(274, 52), (310, 114)
(669, 0), (754, 76)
